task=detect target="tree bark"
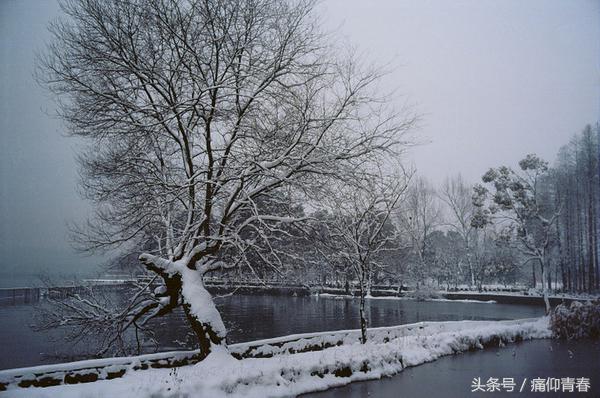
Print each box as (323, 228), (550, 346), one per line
(359, 292), (367, 344)
(140, 253), (227, 356)
(359, 271), (368, 344)
(182, 299), (226, 357)
(540, 258), (551, 315)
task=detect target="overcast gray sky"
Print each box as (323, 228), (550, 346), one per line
(321, 0), (599, 184)
(0, 0), (102, 285)
(0, 0), (598, 286)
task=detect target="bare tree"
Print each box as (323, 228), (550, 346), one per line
(552, 125), (599, 293)
(315, 167), (410, 343)
(439, 174), (478, 287)
(396, 176), (441, 288)
(39, 0), (416, 356)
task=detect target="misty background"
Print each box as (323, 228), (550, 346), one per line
(0, 0), (598, 287)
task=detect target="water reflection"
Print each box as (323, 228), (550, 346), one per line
(218, 295), (543, 344)
(0, 294), (543, 370)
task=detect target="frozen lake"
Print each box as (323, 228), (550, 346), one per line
(0, 293), (544, 370)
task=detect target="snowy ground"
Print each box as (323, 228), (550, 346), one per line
(315, 290), (599, 305)
(317, 293), (497, 304)
(2, 318), (550, 398)
(441, 290), (600, 301)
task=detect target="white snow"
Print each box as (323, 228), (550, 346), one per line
(3, 317), (550, 398)
(443, 290), (598, 301)
(317, 292), (497, 304)
(137, 252), (228, 340)
(179, 265), (227, 340)
(426, 298), (497, 304)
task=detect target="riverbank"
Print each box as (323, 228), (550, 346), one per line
(1, 317), (550, 397)
(206, 282), (600, 307)
(0, 294), (543, 371)
(304, 338), (600, 398)
(442, 291), (598, 306)
(2, 281), (597, 308)
(316, 290), (597, 307)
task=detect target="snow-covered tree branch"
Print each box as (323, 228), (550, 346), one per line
(38, 0), (416, 355)
(472, 154), (560, 313)
(313, 166), (411, 343)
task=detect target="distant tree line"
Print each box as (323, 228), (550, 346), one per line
(290, 124), (599, 298)
(554, 125), (599, 292)
(426, 124), (599, 296)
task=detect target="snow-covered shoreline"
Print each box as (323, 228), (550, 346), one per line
(2, 317), (550, 397)
(316, 292), (497, 304)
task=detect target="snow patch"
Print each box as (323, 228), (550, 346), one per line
(4, 318), (550, 398)
(317, 292), (497, 304)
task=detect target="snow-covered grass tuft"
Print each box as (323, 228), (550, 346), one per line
(4, 318), (550, 398)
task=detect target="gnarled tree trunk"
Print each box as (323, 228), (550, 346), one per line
(140, 254), (228, 356)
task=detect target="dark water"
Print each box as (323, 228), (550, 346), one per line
(304, 339), (600, 398)
(0, 294), (543, 370)
(219, 295), (543, 344)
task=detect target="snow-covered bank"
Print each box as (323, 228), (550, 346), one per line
(318, 290), (600, 306)
(427, 297), (497, 304)
(2, 318), (550, 397)
(317, 292), (497, 304)
(442, 291), (599, 307)
(443, 290), (599, 300)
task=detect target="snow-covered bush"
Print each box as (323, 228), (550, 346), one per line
(550, 300), (600, 339)
(405, 287), (443, 301)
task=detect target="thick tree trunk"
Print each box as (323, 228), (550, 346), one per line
(179, 268), (228, 356)
(182, 299), (226, 357)
(139, 253), (228, 357)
